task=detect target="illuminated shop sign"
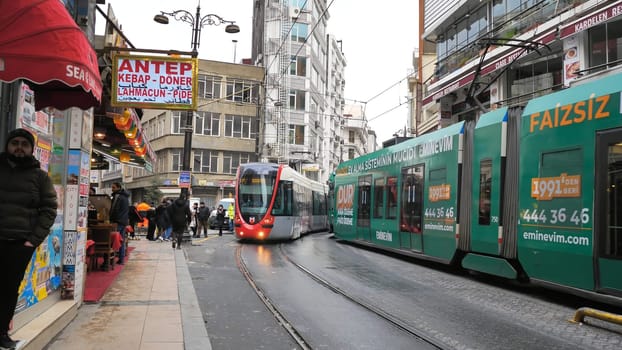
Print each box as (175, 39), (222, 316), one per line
(111, 54), (198, 110)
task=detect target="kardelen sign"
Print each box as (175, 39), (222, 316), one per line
(111, 54), (197, 110)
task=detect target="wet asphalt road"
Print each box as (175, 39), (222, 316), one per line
(185, 231), (622, 350)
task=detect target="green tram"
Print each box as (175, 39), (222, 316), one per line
(330, 72), (622, 304)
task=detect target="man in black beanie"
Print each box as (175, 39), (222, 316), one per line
(0, 128), (57, 349)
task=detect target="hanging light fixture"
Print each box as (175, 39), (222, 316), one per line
(119, 151), (131, 163)
(93, 126), (106, 140)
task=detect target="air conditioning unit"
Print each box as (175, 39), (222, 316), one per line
(290, 7), (301, 18)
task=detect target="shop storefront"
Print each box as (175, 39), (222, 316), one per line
(0, 0), (102, 336)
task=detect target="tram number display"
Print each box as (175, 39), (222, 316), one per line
(531, 173), (581, 200)
(521, 208), (590, 225)
(424, 207), (455, 219)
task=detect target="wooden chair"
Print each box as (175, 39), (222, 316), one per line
(89, 225), (116, 271)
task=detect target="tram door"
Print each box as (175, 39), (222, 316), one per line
(357, 175), (372, 241)
(400, 165), (424, 252)
(595, 129), (622, 293)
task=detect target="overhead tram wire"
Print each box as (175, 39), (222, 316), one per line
(353, 59), (438, 125)
(364, 70), (415, 104)
(368, 100), (409, 123)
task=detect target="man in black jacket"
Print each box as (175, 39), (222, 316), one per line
(109, 182), (129, 264)
(167, 194), (191, 249)
(0, 128), (57, 349)
(196, 202), (209, 237)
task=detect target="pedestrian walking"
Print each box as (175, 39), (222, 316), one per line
(0, 128), (58, 350)
(191, 202), (199, 237)
(216, 204), (225, 236)
(109, 182), (129, 265)
(167, 194), (191, 249)
(196, 202), (209, 237)
(155, 200), (171, 241)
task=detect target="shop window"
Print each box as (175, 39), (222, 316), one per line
(589, 19), (622, 72)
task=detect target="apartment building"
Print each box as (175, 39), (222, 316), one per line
(418, 0), (622, 129)
(252, 0), (353, 183)
(124, 59), (263, 207)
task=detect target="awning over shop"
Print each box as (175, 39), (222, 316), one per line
(0, 0), (102, 110)
(92, 106), (156, 171)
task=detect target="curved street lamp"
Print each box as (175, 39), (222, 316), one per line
(154, 6), (239, 54)
(154, 4), (239, 197)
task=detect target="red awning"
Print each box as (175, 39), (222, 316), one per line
(0, 0), (102, 110)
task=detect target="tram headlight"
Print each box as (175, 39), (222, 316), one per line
(261, 216), (275, 228)
(258, 231), (264, 238)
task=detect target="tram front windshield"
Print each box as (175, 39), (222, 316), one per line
(238, 167), (277, 219)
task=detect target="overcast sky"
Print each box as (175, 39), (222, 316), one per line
(95, 0), (419, 144)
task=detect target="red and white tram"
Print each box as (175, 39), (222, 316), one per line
(234, 163), (329, 241)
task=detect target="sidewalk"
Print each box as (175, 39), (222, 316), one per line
(43, 238), (210, 350)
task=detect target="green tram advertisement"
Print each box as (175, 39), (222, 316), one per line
(331, 72), (622, 304)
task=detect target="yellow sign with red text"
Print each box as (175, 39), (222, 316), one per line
(531, 173), (581, 200)
(111, 54), (197, 110)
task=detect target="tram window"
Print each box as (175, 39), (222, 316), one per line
(429, 167), (446, 182)
(373, 178), (385, 218)
(478, 159), (492, 225)
(357, 175), (372, 227)
(386, 177), (398, 219)
(400, 165), (424, 233)
(313, 191), (323, 215)
(272, 181), (292, 216)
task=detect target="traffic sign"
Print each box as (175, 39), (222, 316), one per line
(179, 171), (191, 188)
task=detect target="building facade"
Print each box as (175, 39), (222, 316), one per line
(126, 60), (263, 207)
(252, 0), (351, 183)
(418, 0), (622, 131)
(339, 104), (371, 161)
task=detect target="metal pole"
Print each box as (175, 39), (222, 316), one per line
(182, 4), (202, 198)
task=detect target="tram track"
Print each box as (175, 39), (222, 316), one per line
(277, 244), (449, 350)
(236, 241), (449, 349)
(235, 245), (312, 350)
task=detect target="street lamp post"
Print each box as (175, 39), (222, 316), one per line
(154, 4), (239, 198)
